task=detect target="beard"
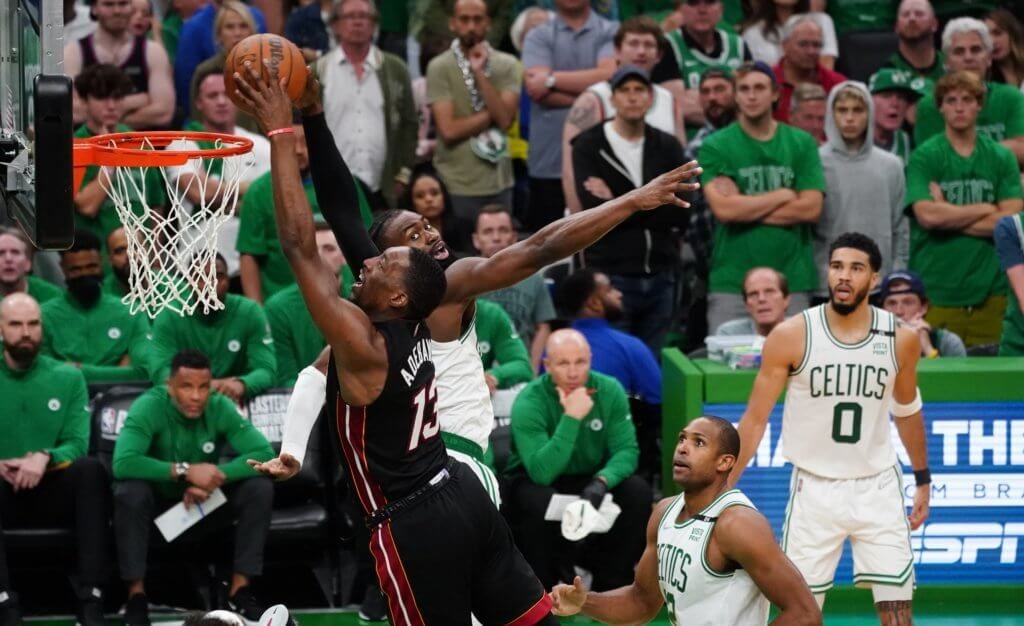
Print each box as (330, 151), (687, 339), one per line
(112, 262), (131, 285)
(828, 284), (870, 316)
(706, 105), (736, 129)
(6, 340), (40, 366)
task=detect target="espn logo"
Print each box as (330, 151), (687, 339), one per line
(912, 523), (1024, 565)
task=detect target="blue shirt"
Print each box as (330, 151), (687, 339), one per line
(571, 318), (662, 404)
(174, 3), (268, 111)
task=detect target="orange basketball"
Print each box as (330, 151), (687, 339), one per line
(224, 34), (307, 112)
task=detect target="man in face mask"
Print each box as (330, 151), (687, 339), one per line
(41, 229), (153, 384)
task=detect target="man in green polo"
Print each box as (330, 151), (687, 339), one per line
(476, 298), (533, 393)
(42, 230), (153, 383)
(150, 254), (276, 401)
(0, 293), (111, 626)
(265, 221), (354, 386)
(505, 329), (649, 592)
(105, 227), (132, 298)
(906, 71), (1023, 346)
(0, 227), (62, 304)
(112, 349), (275, 625)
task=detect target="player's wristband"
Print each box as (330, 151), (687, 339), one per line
(267, 127), (295, 138)
(913, 468), (932, 485)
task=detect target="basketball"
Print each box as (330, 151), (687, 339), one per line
(224, 34), (307, 112)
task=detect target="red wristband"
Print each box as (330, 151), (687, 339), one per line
(267, 127), (295, 138)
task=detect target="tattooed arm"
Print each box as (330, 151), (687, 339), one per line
(562, 91), (604, 214)
(875, 601), (913, 626)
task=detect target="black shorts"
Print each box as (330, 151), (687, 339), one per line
(368, 461), (552, 626)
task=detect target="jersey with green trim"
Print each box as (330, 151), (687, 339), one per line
(656, 489), (769, 626)
(783, 305), (899, 479)
(666, 28), (746, 90)
(431, 308), (494, 454)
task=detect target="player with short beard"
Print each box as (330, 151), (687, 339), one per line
(732, 232), (931, 624)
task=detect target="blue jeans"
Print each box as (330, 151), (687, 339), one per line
(609, 272), (676, 356)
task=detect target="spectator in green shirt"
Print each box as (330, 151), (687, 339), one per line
(701, 61), (825, 334)
(266, 222), (354, 387)
(105, 226), (131, 298)
(0, 227), (62, 304)
(914, 18), (1024, 166)
(505, 329), (650, 592)
(906, 70), (1023, 346)
(42, 231), (153, 384)
(883, 0), (945, 83)
(112, 349), (275, 625)
(476, 298), (533, 392)
(0, 293), (111, 626)
(151, 254), (277, 400)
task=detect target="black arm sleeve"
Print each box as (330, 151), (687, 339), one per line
(302, 112), (379, 267)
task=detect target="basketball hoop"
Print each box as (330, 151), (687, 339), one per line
(73, 130), (254, 318)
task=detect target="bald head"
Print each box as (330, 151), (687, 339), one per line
(453, 0), (486, 14)
(545, 329), (591, 391)
(1, 292), (42, 367)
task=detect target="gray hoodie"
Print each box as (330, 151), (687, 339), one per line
(816, 81), (908, 296)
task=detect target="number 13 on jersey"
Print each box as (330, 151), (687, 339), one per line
(408, 377), (439, 451)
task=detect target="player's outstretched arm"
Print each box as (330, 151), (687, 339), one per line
(296, 74), (380, 268)
(730, 317), (805, 485)
(714, 506), (822, 626)
(892, 326), (930, 530)
(442, 161), (703, 303)
(550, 498), (669, 624)
(234, 64), (387, 404)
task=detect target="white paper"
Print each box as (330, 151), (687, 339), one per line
(154, 488), (227, 542)
(544, 493), (615, 521)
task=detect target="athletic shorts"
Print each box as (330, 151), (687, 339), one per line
(781, 464), (915, 595)
(369, 461), (551, 626)
(448, 448), (502, 508)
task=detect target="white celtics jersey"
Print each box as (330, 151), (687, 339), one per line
(587, 81), (676, 137)
(657, 489), (769, 626)
(431, 313), (494, 453)
(783, 305), (899, 479)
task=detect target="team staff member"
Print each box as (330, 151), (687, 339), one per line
(266, 221), (354, 386)
(42, 230), (153, 384)
(506, 329), (650, 592)
(113, 350), (276, 625)
(550, 417), (820, 626)
(150, 254), (276, 401)
(0, 294), (111, 626)
(0, 228), (63, 304)
(476, 298), (533, 394)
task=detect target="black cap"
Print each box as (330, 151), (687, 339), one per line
(609, 65), (652, 90)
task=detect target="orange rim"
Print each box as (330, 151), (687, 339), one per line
(73, 130), (254, 194)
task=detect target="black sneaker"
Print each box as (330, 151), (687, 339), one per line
(0, 591), (21, 626)
(123, 593), (150, 626)
(74, 587), (105, 626)
(228, 586), (267, 622)
(358, 586), (388, 622)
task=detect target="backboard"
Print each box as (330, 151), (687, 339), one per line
(0, 0), (74, 249)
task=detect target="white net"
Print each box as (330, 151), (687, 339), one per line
(94, 134), (253, 318)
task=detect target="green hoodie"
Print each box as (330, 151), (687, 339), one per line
(112, 385), (274, 499)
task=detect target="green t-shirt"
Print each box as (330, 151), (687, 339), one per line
(74, 124), (167, 252)
(150, 293), (276, 395)
(27, 275), (63, 304)
(883, 51), (946, 84)
(931, 0), (997, 20)
(265, 271), (355, 387)
(905, 133), (1022, 307)
(0, 355), (89, 466)
(505, 371), (638, 488)
(881, 129), (913, 167)
(103, 273), (129, 298)
(827, 0), (897, 35)
(699, 122), (825, 294)
(112, 385), (274, 499)
(474, 299), (532, 389)
(235, 172), (373, 300)
(425, 49), (521, 196)
(41, 292), (153, 383)
(914, 81), (1024, 146)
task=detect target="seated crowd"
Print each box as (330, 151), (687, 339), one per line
(2, 0), (1024, 623)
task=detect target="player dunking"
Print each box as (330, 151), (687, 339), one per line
(236, 67), (597, 625)
(256, 68), (701, 514)
(732, 233), (931, 625)
(549, 416), (820, 625)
